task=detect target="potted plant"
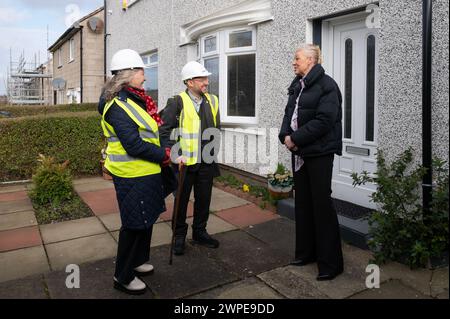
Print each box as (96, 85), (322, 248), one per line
(267, 163), (293, 200)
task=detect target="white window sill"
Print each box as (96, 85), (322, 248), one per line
(221, 127), (266, 136)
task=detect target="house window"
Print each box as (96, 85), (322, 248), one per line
(199, 27), (257, 124)
(69, 38), (75, 62)
(58, 48), (62, 67)
(142, 51), (158, 103)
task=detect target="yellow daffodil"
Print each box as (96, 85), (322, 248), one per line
(243, 184), (250, 193)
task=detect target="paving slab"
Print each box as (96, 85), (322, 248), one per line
(283, 243), (376, 299)
(208, 188), (251, 212)
(431, 267), (449, 297)
(190, 277), (284, 299)
(185, 214), (238, 238)
(0, 210), (37, 231)
(159, 200), (194, 221)
(0, 199), (33, 215)
(141, 244), (239, 299)
(380, 262), (433, 296)
(0, 191), (29, 202)
(0, 185), (28, 194)
(45, 233), (117, 271)
(216, 204), (278, 228)
(199, 230), (291, 279)
(74, 179), (114, 193)
(0, 226), (42, 252)
(39, 217), (107, 244)
(97, 213), (121, 232)
(283, 264), (365, 299)
(151, 222), (173, 247)
(0, 245), (50, 283)
(0, 274), (48, 299)
(258, 267), (328, 299)
(111, 230), (119, 242)
(45, 258), (154, 299)
(78, 189), (119, 215)
(436, 290), (449, 299)
(349, 280), (432, 299)
(244, 218), (295, 258)
(111, 223), (173, 247)
(73, 177), (107, 185)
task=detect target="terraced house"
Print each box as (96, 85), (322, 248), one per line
(104, 0), (448, 212)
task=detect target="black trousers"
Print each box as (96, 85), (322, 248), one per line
(114, 226), (153, 285)
(173, 163), (213, 237)
(294, 154), (344, 274)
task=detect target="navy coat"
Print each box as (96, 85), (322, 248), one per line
(99, 89), (176, 230)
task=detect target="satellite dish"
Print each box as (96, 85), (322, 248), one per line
(52, 78), (66, 90)
(88, 17), (104, 34)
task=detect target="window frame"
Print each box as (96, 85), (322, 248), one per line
(199, 26), (258, 125)
(58, 48), (62, 68)
(69, 38), (75, 62)
(141, 51), (159, 104)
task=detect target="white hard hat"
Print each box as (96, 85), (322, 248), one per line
(181, 61), (212, 81)
(110, 49), (146, 72)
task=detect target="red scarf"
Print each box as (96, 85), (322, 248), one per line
(125, 86), (163, 127)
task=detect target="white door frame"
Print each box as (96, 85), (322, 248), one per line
(320, 11), (380, 209)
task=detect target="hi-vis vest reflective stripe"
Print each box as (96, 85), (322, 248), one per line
(179, 92), (218, 166)
(101, 97), (161, 178)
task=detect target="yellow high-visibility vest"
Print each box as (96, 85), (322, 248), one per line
(179, 92), (219, 166)
(101, 97), (162, 178)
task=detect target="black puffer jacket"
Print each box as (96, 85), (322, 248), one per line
(279, 64), (343, 158)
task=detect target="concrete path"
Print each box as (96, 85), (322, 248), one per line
(0, 177), (448, 299)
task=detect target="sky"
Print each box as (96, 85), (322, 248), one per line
(0, 0), (104, 95)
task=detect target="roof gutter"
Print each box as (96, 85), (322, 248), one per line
(422, 0), (433, 215)
(80, 25), (84, 103)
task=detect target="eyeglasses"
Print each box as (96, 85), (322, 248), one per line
(191, 78), (209, 83)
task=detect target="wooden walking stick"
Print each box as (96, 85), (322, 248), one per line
(169, 162), (186, 265)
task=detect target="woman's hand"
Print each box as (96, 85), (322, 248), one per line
(284, 136), (297, 150)
(161, 147), (171, 167)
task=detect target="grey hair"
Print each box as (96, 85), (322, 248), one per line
(296, 44), (323, 65)
(102, 69), (140, 102)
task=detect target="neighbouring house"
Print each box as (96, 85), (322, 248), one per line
(48, 7), (105, 105)
(104, 0), (448, 210)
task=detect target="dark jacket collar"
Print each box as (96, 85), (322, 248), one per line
(302, 64), (325, 87)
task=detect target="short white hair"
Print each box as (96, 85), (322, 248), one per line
(296, 44), (323, 64)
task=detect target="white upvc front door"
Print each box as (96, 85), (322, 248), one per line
(322, 13), (380, 209)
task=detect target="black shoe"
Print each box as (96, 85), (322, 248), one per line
(173, 236), (185, 256)
(192, 232), (220, 249)
(316, 270), (343, 281)
(289, 259), (315, 266)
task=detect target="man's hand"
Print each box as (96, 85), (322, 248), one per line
(284, 136), (297, 150)
(175, 156), (187, 165)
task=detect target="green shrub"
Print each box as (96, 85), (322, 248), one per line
(0, 111), (103, 182)
(0, 103), (97, 118)
(352, 148), (449, 268)
(29, 154), (73, 206)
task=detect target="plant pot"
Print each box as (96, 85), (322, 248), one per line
(268, 182), (292, 200)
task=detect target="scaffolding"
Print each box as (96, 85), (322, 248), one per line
(6, 50), (53, 105)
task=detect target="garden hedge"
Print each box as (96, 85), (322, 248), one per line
(0, 111), (104, 182)
(0, 103), (97, 118)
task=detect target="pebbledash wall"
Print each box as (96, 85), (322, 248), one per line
(105, 0), (449, 207)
